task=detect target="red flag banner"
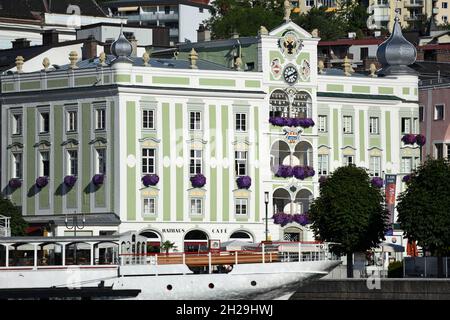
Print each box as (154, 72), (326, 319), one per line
(385, 174), (397, 225)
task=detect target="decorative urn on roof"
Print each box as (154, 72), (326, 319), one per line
(376, 11), (417, 77)
(111, 27), (133, 64)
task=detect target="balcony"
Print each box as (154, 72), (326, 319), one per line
(404, 1), (423, 8)
(404, 14), (423, 21)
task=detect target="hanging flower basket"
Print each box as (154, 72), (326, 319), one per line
(292, 213), (310, 226)
(36, 176), (48, 189)
(190, 173), (206, 188)
(402, 175), (412, 183)
(92, 174), (104, 186)
(371, 177), (384, 188)
(415, 134), (426, 147)
(401, 134), (416, 145)
(64, 175), (77, 188)
(236, 176), (251, 189)
(142, 174), (159, 187)
(8, 178), (22, 189)
(275, 165), (293, 178)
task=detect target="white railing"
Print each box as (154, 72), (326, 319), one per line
(0, 215), (11, 238)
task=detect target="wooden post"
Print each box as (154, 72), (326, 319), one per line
(235, 251), (238, 265)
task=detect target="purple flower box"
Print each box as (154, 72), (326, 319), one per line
(142, 174), (159, 187)
(292, 213), (310, 226)
(236, 176), (252, 189)
(36, 176), (48, 189)
(293, 166), (305, 180)
(304, 166), (316, 178)
(415, 134), (426, 147)
(402, 175), (412, 183)
(371, 177), (384, 188)
(401, 134), (416, 145)
(191, 173), (206, 188)
(64, 175), (77, 188)
(276, 165), (294, 178)
(92, 174), (104, 186)
(269, 117), (315, 128)
(8, 178), (22, 189)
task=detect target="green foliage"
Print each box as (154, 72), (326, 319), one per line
(207, 0), (284, 39)
(388, 261), (403, 278)
(0, 197), (27, 236)
(161, 240), (177, 254)
(397, 158), (450, 256)
(309, 165), (389, 256)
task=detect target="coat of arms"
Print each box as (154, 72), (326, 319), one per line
(278, 30), (303, 59)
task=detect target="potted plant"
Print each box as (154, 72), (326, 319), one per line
(236, 176), (251, 189)
(64, 175), (77, 188)
(36, 176), (48, 189)
(142, 174), (159, 187)
(92, 174), (104, 186)
(190, 173), (206, 188)
(8, 178), (22, 189)
(371, 177), (384, 188)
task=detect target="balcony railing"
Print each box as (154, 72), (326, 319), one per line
(0, 215), (11, 238)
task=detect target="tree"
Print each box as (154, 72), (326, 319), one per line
(0, 197), (27, 236)
(207, 0), (284, 39)
(161, 241), (177, 255)
(397, 158), (450, 277)
(309, 165), (389, 278)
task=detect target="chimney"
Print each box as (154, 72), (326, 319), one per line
(197, 24), (211, 42)
(42, 30), (59, 46)
(104, 38), (115, 55)
(12, 38), (31, 49)
(82, 35), (97, 60)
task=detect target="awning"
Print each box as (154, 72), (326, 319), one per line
(118, 6), (139, 12)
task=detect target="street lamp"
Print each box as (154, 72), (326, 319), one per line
(264, 192), (269, 242)
(65, 213), (86, 265)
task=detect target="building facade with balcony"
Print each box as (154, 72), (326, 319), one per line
(0, 17), (419, 251)
(103, 0), (211, 45)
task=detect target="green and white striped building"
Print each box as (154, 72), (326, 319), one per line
(1, 20), (419, 251)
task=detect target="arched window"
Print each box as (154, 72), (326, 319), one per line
(269, 90), (290, 118)
(291, 91), (312, 118)
(273, 188), (292, 214)
(184, 230), (209, 253)
(229, 231), (253, 242)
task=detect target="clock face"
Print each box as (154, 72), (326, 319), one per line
(283, 65), (298, 85)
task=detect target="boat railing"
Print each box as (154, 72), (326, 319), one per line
(0, 215), (11, 238)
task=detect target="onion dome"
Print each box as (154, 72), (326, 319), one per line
(376, 14), (417, 76)
(111, 28), (133, 64)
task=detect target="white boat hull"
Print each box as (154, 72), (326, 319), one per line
(0, 260), (340, 300)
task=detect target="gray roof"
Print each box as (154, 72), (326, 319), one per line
(23, 213), (121, 227)
(53, 55), (231, 71)
(103, 0), (211, 10)
(178, 37), (259, 50)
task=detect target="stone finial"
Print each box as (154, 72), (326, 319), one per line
(234, 57), (243, 71)
(311, 29), (319, 38)
(42, 57), (50, 71)
(69, 51), (79, 69)
(369, 63), (377, 77)
(343, 56), (353, 76)
(98, 52), (107, 66)
(318, 60), (325, 74)
(259, 26), (269, 36)
(15, 56), (24, 73)
(189, 48), (198, 69)
(143, 51), (150, 66)
(284, 0), (292, 22)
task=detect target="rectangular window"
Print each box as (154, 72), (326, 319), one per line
(189, 111), (201, 131)
(369, 156), (381, 177)
(143, 198), (156, 216)
(235, 113), (247, 132)
(360, 47), (369, 60)
(12, 114), (22, 135)
(413, 118), (419, 134)
(419, 106), (424, 122)
(369, 117), (379, 135)
(40, 112), (50, 133)
(435, 143), (444, 159)
(318, 115), (327, 132)
(344, 155), (354, 166)
(190, 198), (203, 216)
(435, 105), (444, 120)
(443, 2), (448, 9)
(67, 111), (77, 132)
(401, 117), (411, 134)
(142, 109), (155, 130)
(96, 109), (106, 130)
(40, 151), (50, 177)
(164, 6), (170, 14)
(235, 151), (248, 176)
(142, 148), (156, 174)
(190, 150), (202, 175)
(401, 157), (412, 173)
(235, 198), (248, 215)
(318, 154), (329, 175)
(447, 144), (450, 159)
(343, 116), (352, 133)
(96, 148), (106, 174)
(67, 150), (78, 176)
(12, 153), (22, 179)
